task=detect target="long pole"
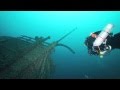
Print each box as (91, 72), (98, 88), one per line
(57, 27), (77, 43)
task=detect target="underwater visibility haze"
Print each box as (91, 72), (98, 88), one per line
(0, 11), (120, 79)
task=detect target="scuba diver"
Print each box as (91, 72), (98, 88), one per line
(84, 24), (120, 58)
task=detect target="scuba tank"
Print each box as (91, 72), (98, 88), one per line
(93, 24), (114, 47)
(93, 24), (114, 58)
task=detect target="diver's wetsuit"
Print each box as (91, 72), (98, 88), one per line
(85, 31), (101, 55)
(85, 31), (120, 55)
(108, 32), (120, 49)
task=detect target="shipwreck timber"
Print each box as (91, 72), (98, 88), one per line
(0, 28), (77, 79)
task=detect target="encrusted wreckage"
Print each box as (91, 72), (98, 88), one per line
(0, 28), (76, 79)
